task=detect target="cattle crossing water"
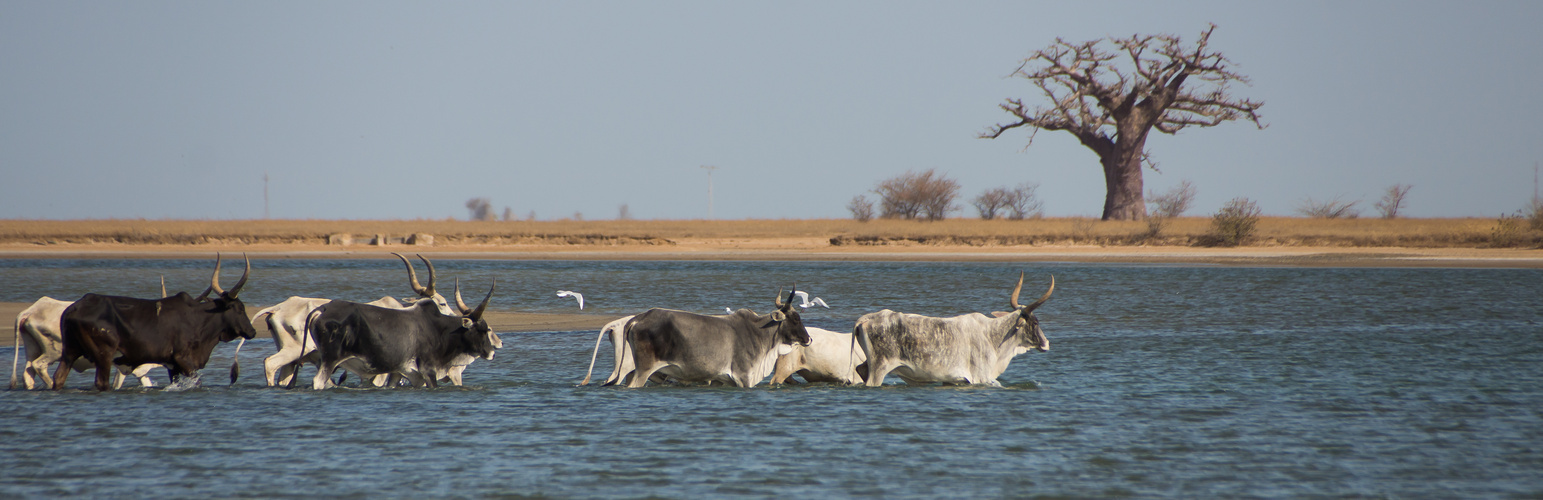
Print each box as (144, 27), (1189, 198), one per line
(1, 259), (1540, 497)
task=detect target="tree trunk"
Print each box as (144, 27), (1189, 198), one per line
(1098, 145), (1148, 221)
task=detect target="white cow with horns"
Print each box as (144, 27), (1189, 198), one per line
(853, 273), (1054, 386)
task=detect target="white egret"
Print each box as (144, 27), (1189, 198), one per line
(556, 290), (585, 309)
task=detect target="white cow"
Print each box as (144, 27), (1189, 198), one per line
(769, 327), (866, 385)
(255, 252), (459, 387)
(10, 297), (164, 390)
(854, 273), (1054, 387)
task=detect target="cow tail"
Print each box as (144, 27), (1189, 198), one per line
(9, 310), (25, 390)
(229, 338), (245, 385)
(290, 308), (324, 389)
(580, 326), (608, 386)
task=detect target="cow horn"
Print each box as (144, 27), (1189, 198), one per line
(227, 253), (250, 298)
(774, 288), (785, 308)
(454, 278), (471, 314)
(417, 254), (437, 297)
(471, 279), (494, 320)
(1023, 275), (1055, 312)
(1009, 272), (1024, 309)
(783, 284), (797, 312)
(210, 253), (226, 296)
(393, 252), (429, 296)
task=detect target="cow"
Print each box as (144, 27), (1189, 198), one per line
(769, 327), (867, 385)
(305, 280), (499, 389)
(9, 297), (164, 390)
(622, 288), (813, 388)
(854, 273), (1053, 387)
(52, 254), (258, 391)
(254, 252), (456, 387)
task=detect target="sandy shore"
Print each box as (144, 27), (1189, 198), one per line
(3, 238), (1542, 267)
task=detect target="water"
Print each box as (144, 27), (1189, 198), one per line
(1, 259), (1540, 498)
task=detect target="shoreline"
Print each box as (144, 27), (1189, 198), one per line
(2, 242), (1542, 268)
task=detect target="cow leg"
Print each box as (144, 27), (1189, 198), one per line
(264, 348), (300, 387)
(112, 368), (128, 390)
(627, 361), (669, 388)
(134, 364), (158, 388)
(312, 360), (337, 390)
(50, 356), (72, 390)
(864, 358), (900, 387)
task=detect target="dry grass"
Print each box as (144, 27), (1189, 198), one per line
(0, 216), (1537, 249)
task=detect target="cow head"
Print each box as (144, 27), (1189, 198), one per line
(770, 286), (813, 347)
(207, 253), (258, 341)
(394, 252), (454, 315)
(454, 278), (501, 357)
(1008, 273), (1054, 352)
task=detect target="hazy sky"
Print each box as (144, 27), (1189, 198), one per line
(3, 1), (1540, 220)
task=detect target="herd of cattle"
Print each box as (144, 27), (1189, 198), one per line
(9, 253), (1055, 391)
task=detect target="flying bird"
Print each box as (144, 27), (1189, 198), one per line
(556, 290), (585, 310)
(792, 290), (829, 309)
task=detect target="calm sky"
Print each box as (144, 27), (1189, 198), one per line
(3, 1), (1540, 220)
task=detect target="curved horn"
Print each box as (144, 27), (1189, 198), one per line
(454, 278), (471, 314)
(210, 253), (225, 296)
(774, 288), (785, 308)
(393, 252), (428, 296)
(783, 284), (797, 312)
(471, 279), (494, 320)
(1009, 272), (1024, 309)
(227, 253), (250, 298)
(1023, 275), (1055, 312)
(416, 254), (437, 297)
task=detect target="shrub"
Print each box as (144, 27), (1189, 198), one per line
(847, 195), (875, 222)
(1147, 180), (1198, 218)
(1297, 196), (1360, 219)
(1004, 182), (1044, 220)
(1206, 197), (1262, 246)
(1490, 213), (1527, 248)
(465, 197), (494, 221)
(1374, 184), (1413, 219)
(1523, 198), (1543, 232)
(972, 188), (1011, 220)
(874, 169), (960, 221)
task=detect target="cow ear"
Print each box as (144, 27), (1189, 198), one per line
(461, 317), (474, 329)
(771, 310), (786, 322)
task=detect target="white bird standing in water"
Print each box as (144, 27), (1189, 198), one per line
(556, 290), (585, 309)
(792, 291), (829, 309)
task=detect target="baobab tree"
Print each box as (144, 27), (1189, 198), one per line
(983, 24), (1265, 220)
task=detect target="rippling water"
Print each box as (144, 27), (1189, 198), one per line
(2, 259), (1540, 498)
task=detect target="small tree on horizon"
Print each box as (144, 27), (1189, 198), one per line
(874, 169), (961, 221)
(847, 195), (875, 222)
(972, 188), (1012, 220)
(1374, 184), (1413, 219)
(1004, 182), (1045, 220)
(465, 197), (494, 221)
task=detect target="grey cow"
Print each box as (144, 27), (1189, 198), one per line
(854, 273), (1053, 386)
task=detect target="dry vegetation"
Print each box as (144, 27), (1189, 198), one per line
(0, 217), (1536, 249)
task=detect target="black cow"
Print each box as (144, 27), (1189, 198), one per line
(54, 254), (257, 391)
(622, 288), (813, 388)
(305, 280), (498, 389)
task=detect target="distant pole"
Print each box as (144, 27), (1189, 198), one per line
(263, 172), (270, 219)
(700, 165), (719, 219)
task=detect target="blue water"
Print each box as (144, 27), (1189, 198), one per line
(2, 259), (1540, 498)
